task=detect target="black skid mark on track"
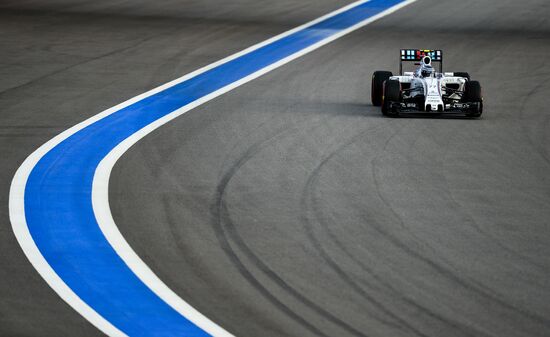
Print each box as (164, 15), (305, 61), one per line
(211, 122), (370, 337)
(367, 143), (550, 335)
(300, 124), (494, 337)
(370, 128), (550, 332)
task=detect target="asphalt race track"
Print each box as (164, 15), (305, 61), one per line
(1, 0), (550, 336)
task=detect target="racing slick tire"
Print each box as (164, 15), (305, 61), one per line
(463, 80), (483, 117)
(371, 71), (393, 106)
(382, 79), (401, 117)
(453, 72), (471, 81)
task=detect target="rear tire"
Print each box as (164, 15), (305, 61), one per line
(463, 80), (483, 117)
(371, 71), (392, 106)
(382, 79), (401, 117)
(454, 72), (471, 81)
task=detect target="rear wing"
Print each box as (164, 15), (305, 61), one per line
(400, 49), (443, 74)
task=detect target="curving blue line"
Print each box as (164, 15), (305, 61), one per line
(24, 0), (405, 335)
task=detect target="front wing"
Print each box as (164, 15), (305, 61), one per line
(386, 101), (481, 114)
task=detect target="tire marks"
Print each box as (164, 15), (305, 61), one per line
(211, 121), (369, 337)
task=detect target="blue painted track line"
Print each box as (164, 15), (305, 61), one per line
(21, 0), (407, 335)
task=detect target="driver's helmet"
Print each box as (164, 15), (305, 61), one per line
(420, 64), (434, 78)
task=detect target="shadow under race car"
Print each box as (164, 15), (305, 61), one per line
(371, 49), (483, 117)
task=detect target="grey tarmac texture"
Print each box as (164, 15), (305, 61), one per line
(0, 1), (353, 336)
(2, 0), (550, 336)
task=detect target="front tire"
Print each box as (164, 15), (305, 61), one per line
(463, 80), (483, 117)
(371, 71), (392, 106)
(382, 79), (401, 117)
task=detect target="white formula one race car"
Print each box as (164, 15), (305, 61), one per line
(371, 49), (483, 117)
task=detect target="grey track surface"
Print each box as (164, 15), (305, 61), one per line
(1, 0), (550, 336)
(0, 1), (352, 336)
